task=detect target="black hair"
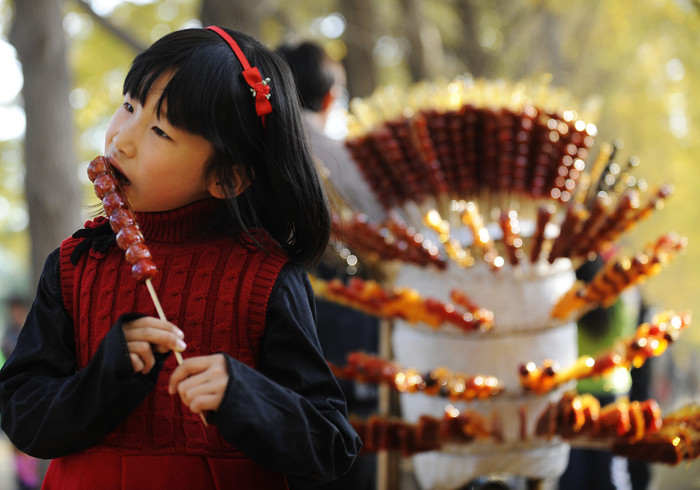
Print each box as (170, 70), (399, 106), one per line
(275, 41), (336, 112)
(123, 28), (331, 267)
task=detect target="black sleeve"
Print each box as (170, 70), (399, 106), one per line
(0, 249), (163, 459)
(207, 262), (362, 485)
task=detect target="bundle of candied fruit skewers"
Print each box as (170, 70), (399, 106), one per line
(351, 405), (496, 456)
(541, 396), (700, 466)
(520, 310), (691, 395)
(354, 394), (700, 466)
(534, 392), (662, 443)
(328, 76), (684, 323)
(330, 310), (689, 402)
(551, 232), (687, 321)
(309, 274), (494, 333)
(329, 351), (503, 402)
(351, 393), (690, 457)
(612, 404), (700, 465)
(331, 210), (446, 270)
(344, 78), (595, 216)
(335, 85), (679, 314)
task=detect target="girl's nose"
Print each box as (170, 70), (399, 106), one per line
(106, 110), (139, 158)
(112, 123), (136, 158)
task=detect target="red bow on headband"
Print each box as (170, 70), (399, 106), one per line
(207, 26), (273, 127)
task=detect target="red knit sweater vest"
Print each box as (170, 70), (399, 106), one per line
(58, 199), (289, 457)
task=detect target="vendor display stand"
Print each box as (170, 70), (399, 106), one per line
(312, 76), (693, 490)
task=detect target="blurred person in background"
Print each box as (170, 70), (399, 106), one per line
(276, 40), (384, 222)
(2, 294), (42, 490)
(277, 40), (383, 490)
(2, 295), (30, 362)
(558, 255), (642, 490)
(627, 301), (657, 490)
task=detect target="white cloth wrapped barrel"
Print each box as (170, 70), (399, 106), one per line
(392, 259), (578, 489)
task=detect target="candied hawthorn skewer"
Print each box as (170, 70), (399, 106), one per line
(499, 209), (524, 266)
(547, 203), (586, 263)
(535, 391), (662, 443)
(89, 157), (160, 285)
(569, 194), (612, 259)
(351, 407), (495, 455)
(331, 211), (447, 270)
(423, 209), (474, 268)
(612, 403), (700, 465)
(329, 351), (503, 401)
(551, 232), (688, 321)
(457, 200), (504, 270)
(520, 310), (691, 395)
(88, 156), (207, 424)
(309, 274), (493, 333)
(529, 204), (555, 263)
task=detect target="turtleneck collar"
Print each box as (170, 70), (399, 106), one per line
(133, 198), (225, 244)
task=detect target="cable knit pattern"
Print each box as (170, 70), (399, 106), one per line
(59, 199), (289, 457)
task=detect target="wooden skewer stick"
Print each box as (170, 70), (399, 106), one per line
(145, 278), (208, 426)
(145, 279), (183, 364)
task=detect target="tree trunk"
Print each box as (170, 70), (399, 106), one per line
(200, 0), (270, 39)
(454, 0), (491, 77)
(400, 0), (446, 82)
(10, 0), (82, 287)
(339, 0), (377, 98)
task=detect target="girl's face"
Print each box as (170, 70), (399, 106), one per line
(104, 73), (216, 212)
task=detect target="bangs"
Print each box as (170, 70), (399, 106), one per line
(122, 34), (239, 143)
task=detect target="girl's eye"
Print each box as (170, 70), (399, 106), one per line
(152, 126), (171, 140)
(122, 102), (134, 113)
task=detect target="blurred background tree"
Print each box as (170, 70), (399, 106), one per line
(10, 0), (82, 288)
(0, 0), (698, 337)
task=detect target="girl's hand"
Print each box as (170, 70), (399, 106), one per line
(168, 354), (229, 414)
(122, 316), (186, 374)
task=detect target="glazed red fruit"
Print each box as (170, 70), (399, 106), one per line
(109, 208), (136, 234)
(87, 156), (109, 182)
(641, 399), (662, 432)
(595, 353), (621, 373)
(102, 191), (127, 215)
(94, 173), (118, 200)
(131, 259), (158, 282)
(89, 156), (160, 285)
(116, 225), (144, 250)
(125, 242), (152, 265)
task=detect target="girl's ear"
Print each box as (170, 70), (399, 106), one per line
(207, 166), (251, 199)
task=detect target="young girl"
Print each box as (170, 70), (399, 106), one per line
(0, 27), (361, 489)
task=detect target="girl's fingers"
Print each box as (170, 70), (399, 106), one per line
(129, 352), (146, 374)
(122, 317), (186, 373)
(127, 340), (155, 373)
(168, 356), (219, 390)
(124, 328), (186, 355)
(124, 316), (185, 338)
(123, 317), (186, 354)
(178, 379), (227, 413)
(168, 355), (228, 412)
(178, 374), (228, 402)
(188, 393), (224, 414)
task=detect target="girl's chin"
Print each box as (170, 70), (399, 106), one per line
(128, 200), (170, 213)
(123, 192), (148, 211)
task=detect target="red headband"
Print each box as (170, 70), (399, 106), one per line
(207, 26), (273, 127)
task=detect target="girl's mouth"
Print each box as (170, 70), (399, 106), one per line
(109, 163), (131, 187)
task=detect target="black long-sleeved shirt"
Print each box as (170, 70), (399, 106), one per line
(0, 249), (361, 485)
